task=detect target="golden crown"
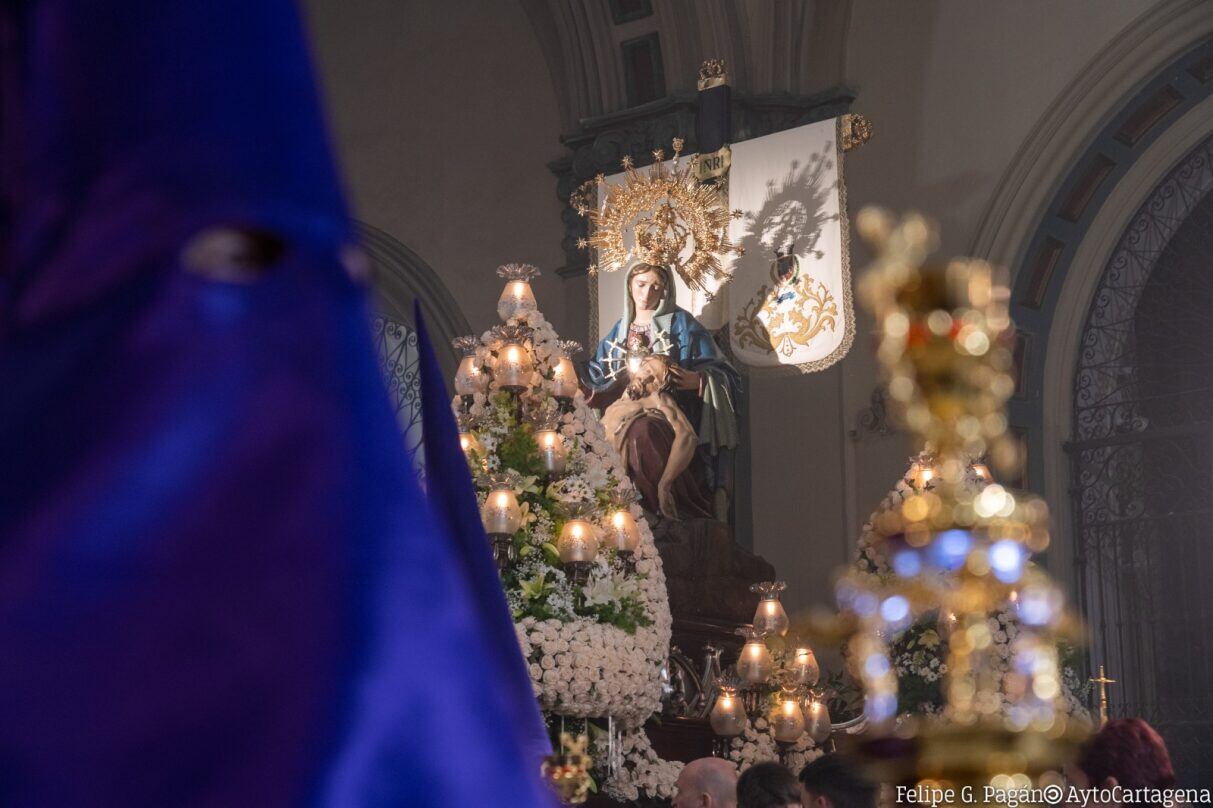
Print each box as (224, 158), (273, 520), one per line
(572, 138), (743, 296)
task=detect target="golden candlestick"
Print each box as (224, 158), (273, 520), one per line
(1090, 664), (1116, 726)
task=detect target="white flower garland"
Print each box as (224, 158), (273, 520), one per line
(593, 727), (684, 802)
(457, 308), (677, 796)
(727, 716), (823, 774)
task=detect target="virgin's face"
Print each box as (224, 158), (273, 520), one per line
(630, 269), (666, 312)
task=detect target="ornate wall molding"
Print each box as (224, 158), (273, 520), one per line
(519, 0), (852, 132)
(971, 0), (1213, 269)
(849, 387), (894, 442)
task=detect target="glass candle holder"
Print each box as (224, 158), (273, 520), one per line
(907, 454), (938, 489)
(803, 698), (832, 744)
(605, 508), (641, 554)
(496, 263), (540, 321)
(751, 581), (790, 637)
(770, 692), (806, 743)
(482, 483), (522, 537)
(626, 347), (649, 377)
(735, 627), (773, 685)
(551, 356), (578, 398)
(552, 340), (582, 400)
(557, 517), (598, 564)
(709, 688), (747, 737)
(490, 325), (535, 391)
(790, 646), (821, 688)
(452, 336), (488, 397)
(535, 426), (566, 476)
(459, 430), (484, 461)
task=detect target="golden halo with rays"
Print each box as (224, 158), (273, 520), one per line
(571, 139), (743, 296)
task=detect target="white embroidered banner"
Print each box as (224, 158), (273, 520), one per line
(725, 118), (853, 372)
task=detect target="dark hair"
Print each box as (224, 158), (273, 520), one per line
(799, 754), (877, 808)
(737, 762), (800, 808)
(1078, 718), (1175, 790)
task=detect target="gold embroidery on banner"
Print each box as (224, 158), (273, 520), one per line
(733, 253), (838, 357)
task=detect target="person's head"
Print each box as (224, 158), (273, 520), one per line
(737, 761), (801, 808)
(627, 263), (671, 314)
(798, 754), (876, 808)
(674, 757), (739, 808)
(1065, 718), (1175, 796)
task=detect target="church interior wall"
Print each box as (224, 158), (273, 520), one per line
(303, 0), (573, 337)
(305, 0), (1171, 615)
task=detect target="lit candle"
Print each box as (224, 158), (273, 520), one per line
(626, 348), (647, 377)
(551, 346), (580, 399)
(803, 699), (832, 744)
(736, 628), (773, 685)
(535, 427), (566, 476)
(482, 485), (522, 537)
(557, 518), (598, 564)
(606, 508), (641, 554)
(459, 430), (484, 461)
(790, 646), (820, 688)
(770, 692), (806, 743)
(751, 581), (789, 637)
(490, 325), (535, 391)
(908, 459), (937, 489)
(709, 688), (746, 737)
(452, 336), (488, 397)
(496, 263), (540, 321)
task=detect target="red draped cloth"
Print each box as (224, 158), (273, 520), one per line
(586, 383), (714, 519)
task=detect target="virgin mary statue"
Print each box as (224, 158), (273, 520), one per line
(581, 262), (740, 519)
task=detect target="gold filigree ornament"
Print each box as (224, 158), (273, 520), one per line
(800, 208), (1090, 792)
(541, 732), (593, 804)
(572, 139), (743, 296)
(734, 250), (838, 357)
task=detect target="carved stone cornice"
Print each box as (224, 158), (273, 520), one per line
(550, 85), (857, 278)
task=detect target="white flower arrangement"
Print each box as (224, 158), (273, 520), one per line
(593, 726), (684, 802)
(727, 716), (823, 774)
(455, 305), (676, 798)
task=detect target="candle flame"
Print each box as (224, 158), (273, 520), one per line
(512, 281), (527, 297)
(506, 345), (521, 363)
(612, 511), (626, 528)
(493, 491), (512, 508)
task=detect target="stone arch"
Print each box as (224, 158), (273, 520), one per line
(357, 220), (471, 380)
(356, 221), (471, 473)
(519, 0), (851, 132)
(1067, 136), (1213, 783)
(964, 3), (1213, 594)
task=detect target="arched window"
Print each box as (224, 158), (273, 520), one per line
(372, 316), (425, 473)
(1070, 136), (1213, 782)
(357, 221), (470, 476)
